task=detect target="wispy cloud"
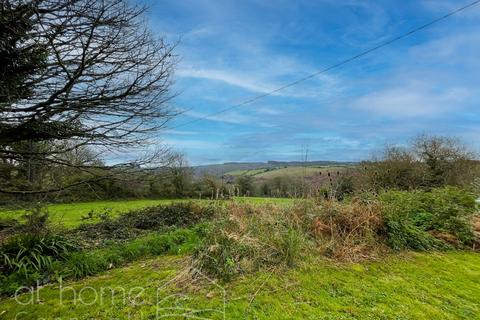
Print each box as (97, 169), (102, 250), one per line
(351, 84), (472, 118)
(145, 0), (480, 164)
(163, 138), (220, 150)
(185, 110), (254, 124)
(177, 68), (279, 95)
(177, 66), (343, 99)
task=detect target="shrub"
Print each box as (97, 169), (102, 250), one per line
(1, 233), (75, 275)
(1, 201), (212, 297)
(380, 187), (476, 249)
(355, 135), (479, 191)
(70, 202), (217, 249)
(22, 206), (50, 234)
(118, 202), (216, 230)
(63, 252), (108, 279)
(72, 218), (142, 249)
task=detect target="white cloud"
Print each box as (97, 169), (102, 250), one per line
(351, 84), (471, 117)
(177, 68), (277, 95)
(161, 129), (198, 135)
(177, 65), (345, 100)
(163, 138), (220, 150)
(409, 32), (480, 67)
(186, 110), (254, 124)
(255, 106), (284, 115)
(421, 0), (480, 18)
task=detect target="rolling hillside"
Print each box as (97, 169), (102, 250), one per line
(194, 161), (356, 178)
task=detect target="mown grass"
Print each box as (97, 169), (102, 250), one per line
(0, 198), (293, 228)
(2, 251), (479, 319)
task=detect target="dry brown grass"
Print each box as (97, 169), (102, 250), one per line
(194, 199), (388, 282)
(223, 199), (388, 263)
(304, 198), (386, 261)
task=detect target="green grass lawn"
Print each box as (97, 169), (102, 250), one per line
(0, 197), (293, 228)
(0, 199), (177, 228)
(2, 251), (479, 319)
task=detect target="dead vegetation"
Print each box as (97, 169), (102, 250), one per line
(193, 188), (478, 281)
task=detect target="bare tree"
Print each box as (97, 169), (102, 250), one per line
(358, 134), (478, 191)
(0, 0), (177, 194)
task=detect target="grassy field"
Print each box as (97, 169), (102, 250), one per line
(227, 168), (269, 176)
(0, 197), (293, 228)
(254, 166), (347, 180)
(225, 165), (351, 179)
(0, 199), (177, 227)
(2, 251), (479, 319)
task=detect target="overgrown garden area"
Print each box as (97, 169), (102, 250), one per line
(1, 0), (480, 318)
(1, 185), (479, 318)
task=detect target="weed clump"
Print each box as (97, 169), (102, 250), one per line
(118, 201), (215, 229)
(308, 198), (385, 261)
(194, 187), (478, 281)
(193, 203), (307, 281)
(70, 201), (217, 248)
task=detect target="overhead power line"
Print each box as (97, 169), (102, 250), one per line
(171, 0), (480, 130)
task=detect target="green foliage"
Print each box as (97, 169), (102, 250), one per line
(193, 219), (254, 281)
(69, 202), (216, 248)
(0, 233), (75, 295)
(0, 201), (216, 296)
(380, 187), (476, 249)
(236, 175), (255, 196)
(63, 226), (205, 279)
(118, 201), (215, 230)
(275, 227), (303, 267)
(1, 225), (207, 296)
(0, 206), (76, 295)
(21, 206), (50, 234)
(195, 187), (478, 281)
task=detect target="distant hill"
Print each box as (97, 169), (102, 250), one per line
(193, 160), (356, 178)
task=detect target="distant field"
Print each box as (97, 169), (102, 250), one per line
(254, 165), (347, 180)
(226, 165), (351, 180)
(0, 197), (292, 228)
(227, 168), (269, 176)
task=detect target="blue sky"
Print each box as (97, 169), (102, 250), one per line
(138, 0), (480, 165)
